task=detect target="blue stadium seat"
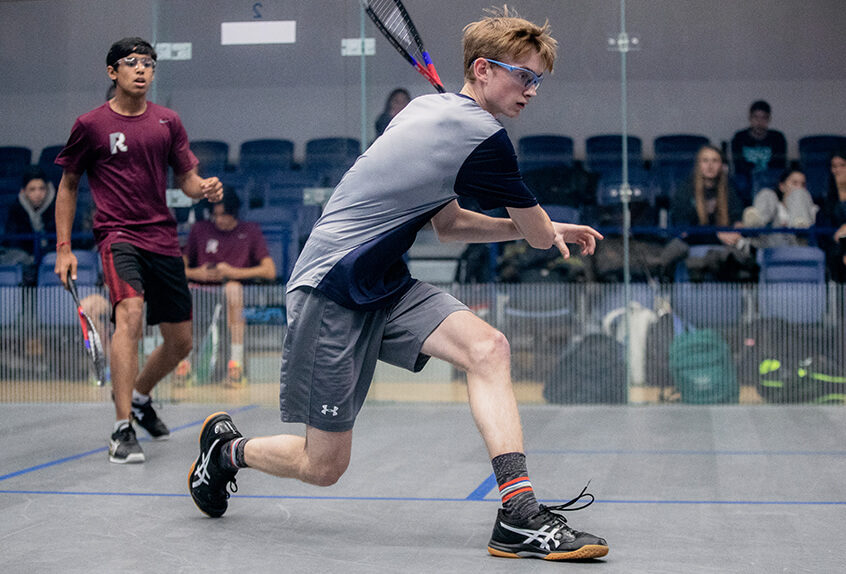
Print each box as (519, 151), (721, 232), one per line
(37, 251), (100, 326)
(652, 134), (710, 200)
(758, 246), (826, 324)
(0, 146), (33, 195)
(672, 245), (743, 327)
(0, 264), (24, 326)
(38, 144), (66, 187)
(542, 204), (580, 224)
(798, 135), (846, 200)
(239, 139), (295, 173)
(517, 135), (574, 172)
(304, 138), (360, 187)
(190, 140), (229, 177)
(585, 134), (644, 181)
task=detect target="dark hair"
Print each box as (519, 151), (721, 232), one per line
(106, 37), (157, 68)
(21, 166), (47, 189)
(383, 88), (411, 113)
(825, 148), (846, 209)
(220, 186), (242, 218)
(775, 168), (804, 200)
(749, 100), (771, 115)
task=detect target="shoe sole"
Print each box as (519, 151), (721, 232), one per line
(188, 411), (231, 518)
(109, 452), (145, 464)
(488, 544), (609, 560)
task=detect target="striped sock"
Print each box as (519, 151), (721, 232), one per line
(492, 452), (540, 522)
(218, 437), (250, 471)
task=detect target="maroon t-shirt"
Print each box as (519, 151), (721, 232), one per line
(56, 102), (199, 256)
(185, 220), (270, 279)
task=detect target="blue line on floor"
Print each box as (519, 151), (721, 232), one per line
(0, 404), (260, 483)
(1, 489), (844, 506)
(465, 473), (497, 500)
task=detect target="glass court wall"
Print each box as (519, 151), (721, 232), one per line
(1, 1), (845, 406)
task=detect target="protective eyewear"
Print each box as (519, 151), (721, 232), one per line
(115, 56), (156, 70)
(483, 58), (543, 90)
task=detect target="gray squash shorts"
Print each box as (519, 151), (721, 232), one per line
(279, 281), (468, 432)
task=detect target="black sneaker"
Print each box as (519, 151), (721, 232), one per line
(131, 398), (171, 440)
(109, 424), (145, 464)
(189, 412), (242, 518)
(487, 485), (608, 560)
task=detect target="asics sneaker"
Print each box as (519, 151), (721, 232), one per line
(131, 398), (171, 440)
(109, 423), (145, 464)
(189, 412), (242, 518)
(488, 486), (608, 560)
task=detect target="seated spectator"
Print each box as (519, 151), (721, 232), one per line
(182, 187), (276, 386)
(821, 149), (846, 281)
(668, 145), (755, 281)
(742, 168), (818, 247)
(0, 167), (56, 284)
(374, 88), (411, 139)
(730, 100), (788, 201)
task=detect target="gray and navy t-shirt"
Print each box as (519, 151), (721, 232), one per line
(287, 93), (537, 310)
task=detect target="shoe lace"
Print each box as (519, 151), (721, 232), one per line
(539, 481), (595, 523)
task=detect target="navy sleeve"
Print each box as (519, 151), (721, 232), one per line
(454, 129), (538, 211)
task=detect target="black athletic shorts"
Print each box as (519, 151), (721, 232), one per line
(100, 241), (192, 325)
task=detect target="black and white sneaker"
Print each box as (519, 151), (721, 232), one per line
(109, 423), (145, 464)
(189, 412), (241, 518)
(131, 398), (170, 440)
(488, 486), (608, 560)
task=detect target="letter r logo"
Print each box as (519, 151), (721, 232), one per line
(110, 132), (128, 155)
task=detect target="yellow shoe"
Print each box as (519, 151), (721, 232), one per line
(225, 360), (247, 388)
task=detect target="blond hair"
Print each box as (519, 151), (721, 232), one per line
(462, 5), (558, 82)
(693, 145), (730, 226)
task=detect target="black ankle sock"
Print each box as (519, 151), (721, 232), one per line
(491, 452), (540, 522)
(219, 437), (249, 471)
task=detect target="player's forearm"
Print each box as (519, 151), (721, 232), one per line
(433, 205), (522, 243)
(55, 173), (80, 244)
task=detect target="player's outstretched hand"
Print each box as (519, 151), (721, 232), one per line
(201, 177), (223, 202)
(551, 223), (604, 258)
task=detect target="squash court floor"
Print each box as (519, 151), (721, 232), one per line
(2, 402), (845, 574)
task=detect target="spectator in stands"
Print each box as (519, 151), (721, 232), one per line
(742, 168), (818, 247)
(671, 145), (744, 246)
(669, 145), (754, 281)
(822, 149), (846, 281)
(0, 167), (56, 284)
(374, 88), (411, 139)
(183, 187), (276, 386)
(730, 100), (788, 200)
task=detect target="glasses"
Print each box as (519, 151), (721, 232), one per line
(115, 56), (156, 70)
(483, 58), (543, 90)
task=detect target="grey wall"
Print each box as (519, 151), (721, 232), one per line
(1, 0), (844, 165)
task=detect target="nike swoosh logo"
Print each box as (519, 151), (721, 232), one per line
(159, 119), (170, 124)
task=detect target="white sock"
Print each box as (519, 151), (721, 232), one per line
(114, 419), (130, 433)
(230, 343), (244, 365)
(132, 389), (150, 404)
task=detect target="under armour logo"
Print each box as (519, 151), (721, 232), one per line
(321, 405), (339, 416)
(109, 132), (128, 155)
(206, 238), (219, 254)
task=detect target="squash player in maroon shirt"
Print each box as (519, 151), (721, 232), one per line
(54, 37), (223, 464)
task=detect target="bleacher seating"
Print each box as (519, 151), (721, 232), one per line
(672, 245), (743, 327)
(0, 146), (33, 195)
(190, 140), (230, 177)
(517, 135), (574, 172)
(239, 139), (295, 173)
(758, 245), (827, 324)
(36, 251), (100, 326)
(585, 134), (646, 182)
(37, 144), (66, 188)
(304, 137), (360, 187)
(798, 135), (846, 201)
(0, 263), (24, 326)
(652, 134), (710, 200)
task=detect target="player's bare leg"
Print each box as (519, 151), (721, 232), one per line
(135, 320), (192, 395)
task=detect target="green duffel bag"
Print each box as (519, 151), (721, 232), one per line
(669, 329), (739, 404)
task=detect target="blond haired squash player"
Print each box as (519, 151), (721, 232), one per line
(190, 8), (608, 560)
